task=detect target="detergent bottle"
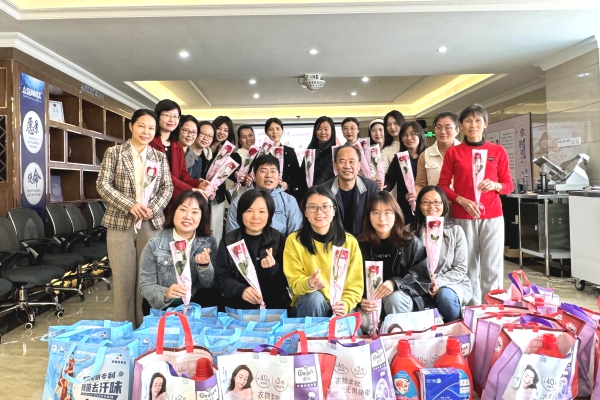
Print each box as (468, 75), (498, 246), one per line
(390, 339), (423, 400)
(191, 357), (214, 381)
(433, 338), (473, 400)
(536, 333), (564, 358)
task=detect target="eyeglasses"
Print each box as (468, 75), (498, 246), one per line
(434, 125), (456, 132)
(401, 132), (419, 139)
(181, 128), (198, 137)
(160, 113), (180, 120)
(305, 204), (335, 214)
(421, 200), (443, 207)
(370, 211), (395, 218)
(198, 132), (214, 139)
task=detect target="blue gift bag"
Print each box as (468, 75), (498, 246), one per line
(42, 320), (133, 343)
(222, 307), (287, 322)
(149, 302), (218, 319)
(220, 317), (281, 332)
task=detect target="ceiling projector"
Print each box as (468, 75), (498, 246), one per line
(298, 74), (325, 92)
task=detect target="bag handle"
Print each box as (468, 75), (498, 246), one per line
(275, 330), (308, 354)
(157, 312), (193, 354)
(199, 328), (242, 347)
(328, 312), (361, 342)
(509, 270), (531, 296)
(170, 303), (203, 319)
(519, 315), (554, 328)
(252, 344), (289, 356)
(61, 339), (110, 385)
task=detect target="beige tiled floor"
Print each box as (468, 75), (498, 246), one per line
(0, 261), (597, 400)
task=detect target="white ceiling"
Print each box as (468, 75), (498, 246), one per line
(1, 2), (600, 119)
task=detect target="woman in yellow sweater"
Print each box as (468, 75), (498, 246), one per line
(283, 186), (364, 318)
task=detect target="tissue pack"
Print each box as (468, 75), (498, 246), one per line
(420, 368), (462, 400)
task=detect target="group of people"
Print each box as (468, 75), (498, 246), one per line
(97, 99), (512, 330)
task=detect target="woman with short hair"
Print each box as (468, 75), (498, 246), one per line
(183, 120), (214, 181)
(264, 118), (303, 199)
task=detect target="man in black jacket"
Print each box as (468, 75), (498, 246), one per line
(322, 144), (379, 236)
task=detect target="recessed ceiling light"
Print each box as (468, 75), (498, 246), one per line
(362, 77), (369, 82)
(437, 46), (448, 53)
(309, 49), (319, 55)
(578, 72), (590, 77)
(253, 93), (260, 99)
(351, 92), (357, 96)
(179, 50), (190, 58)
(249, 79), (256, 85)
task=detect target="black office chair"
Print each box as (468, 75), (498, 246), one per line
(8, 207), (86, 300)
(0, 217), (65, 329)
(87, 201), (107, 239)
(47, 205), (110, 290)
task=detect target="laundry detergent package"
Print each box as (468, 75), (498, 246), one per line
(420, 368), (461, 400)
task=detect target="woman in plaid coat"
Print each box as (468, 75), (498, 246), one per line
(97, 109), (174, 327)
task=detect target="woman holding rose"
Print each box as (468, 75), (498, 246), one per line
(139, 190), (216, 312)
(214, 189), (290, 310)
(264, 118), (303, 200)
(357, 191), (429, 334)
(383, 121), (427, 225)
(412, 186), (471, 322)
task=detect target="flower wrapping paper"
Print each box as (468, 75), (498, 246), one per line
(396, 150), (416, 213)
(425, 216), (444, 275)
(204, 157), (239, 198)
(304, 149), (316, 187)
(365, 261), (383, 336)
(134, 160), (161, 232)
(270, 145), (285, 180)
(355, 138), (372, 178)
(472, 149), (488, 215)
(329, 246), (350, 307)
(232, 145), (260, 191)
(205, 140), (235, 180)
(258, 138), (275, 158)
(369, 146), (385, 190)
(169, 240), (191, 307)
(331, 145), (340, 176)
(226, 239), (265, 309)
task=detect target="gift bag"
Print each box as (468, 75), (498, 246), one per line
(275, 316), (357, 354)
(221, 307), (287, 322)
(483, 325), (579, 400)
(133, 312), (216, 400)
(216, 330), (336, 400)
(463, 304), (528, 332)
(380, 320), (474, 367)
(380, 308), (444, 334)
(42, 320), (133, 343)
(149, 302), (218, 319)
(43, 335), (139, 400)
(305, 313), (395, 399)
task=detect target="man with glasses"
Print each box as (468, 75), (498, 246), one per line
(322, 144), (378, 236)
(226, 155), (302, 236)
(341, 117), (360, 145)
(415, 111), (461, 192)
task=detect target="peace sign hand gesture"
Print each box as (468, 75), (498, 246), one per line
(260, 248), (276, 268)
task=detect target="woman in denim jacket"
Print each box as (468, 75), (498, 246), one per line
(139, 190), (217, 311)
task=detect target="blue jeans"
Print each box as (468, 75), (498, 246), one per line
(424, 287), (461, 322)
(295, 291), (332, 318)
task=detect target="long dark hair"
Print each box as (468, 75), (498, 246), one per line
(307, 116), (336, 150)
(516, 365), (539, 390)
(148, 372), (166, 399)
(173, 114), (199, 144)
(236, 189), (276, 231)
(227, 365), (253, 393)
(163, 190), (212, 237)
(154, 99), (181, 137)
(358, 191), (412, 248)
(413, 185), (451, 237)
(297, 186), (346, 255)
(399, 121), (427, 155)
(383, 110), (406, 148)
(211, 115), (235, 146)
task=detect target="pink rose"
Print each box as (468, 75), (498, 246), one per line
(233, 244), (243, 256)
(174, 240), (186, 251)
(371, 148), (378, 155)
(248, 147), (258, 156)
(305, 150), (311, 157)
(474, 153), (482, 162)
(399, 155), (409, 163)
(428, 220), (442, 229)
(228, 162), (237, 170)
(369, 264), (379, 275)
(147, 167), (157, 177)
(274, 147), (283, 156)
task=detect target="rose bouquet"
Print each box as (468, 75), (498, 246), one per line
(226, 239), (265, 309)
(271, 146), (285, 179)
(329, 246), (350, 307)
(258, 138), (275, 157)
(472, 149), (488, 216)
(134, 161), (161, 233)
(365, 261), (383, 336)
(232, 145), (260, 192)
(304, 149), (316, 187)
(396, 151), (416, 213)
(425, 216), (444, 275)
(169, 240), (191, 307)
(355, 138), (372, 178)
(205, 140), (235, 180)
(204, 158), (240, 198)
(369, 146), (385, 190)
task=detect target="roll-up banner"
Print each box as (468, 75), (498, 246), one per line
(20, 72), (47, 221)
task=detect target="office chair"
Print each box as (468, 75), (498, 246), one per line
(87, 201), (107, 239)
(47, 205), (110, 290)
(8, 207), (86, 300)
(0, 217), (65, 329)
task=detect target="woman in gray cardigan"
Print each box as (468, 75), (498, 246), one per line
(412, 185), (472, 322)
(139, 190), (217, 311)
